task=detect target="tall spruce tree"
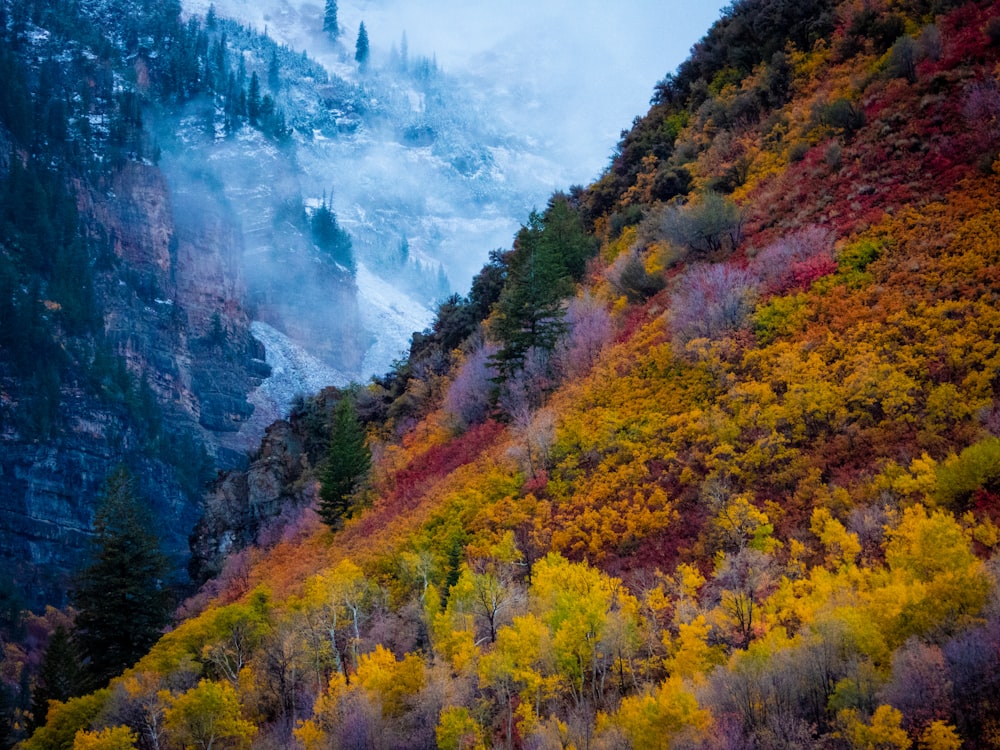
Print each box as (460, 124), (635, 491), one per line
(72, 467), (172, 686)
(247, 71), (261, 124)
(323, 0), (339, 39)
(319, 396), (371, 529)
(489, 213), (571, 377)
(355, 21), (370, 69)
(30, 625), (86, 729)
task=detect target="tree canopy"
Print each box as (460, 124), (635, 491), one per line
(319, 396), (371, 529)
(71, 467), (172, 686)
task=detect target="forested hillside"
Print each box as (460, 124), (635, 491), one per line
(0, 0), (531, 610)
(15, 0), (1000, 748)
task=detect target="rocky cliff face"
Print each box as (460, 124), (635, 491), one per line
(189, 392), (332, 583)
(0, 159), (273, 607)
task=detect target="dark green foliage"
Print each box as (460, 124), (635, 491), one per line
(248, 71), (262, 124)
(816, 97), (866, 138)
(468, 250), (508, 322)
(595, 0), (835, 216)
(610, 250), (666, 303)
(489, 196), (597, 377)
(355, 22), (370, 69)
(324, 0), (340, 39)
(411, 295), (478, 361)
(886, 35), (918, 82)
(311, 200), (354, 271)
(72, 467), (173, 687)
(661, 191), (744, 256)
(30, 626), (87, 730)
(319, 397), (371, 529)
(489, 216), (571, 376)
(268, 49), (280, 91)
(670, 0), (837, 97)
(365, 250), (508, 428)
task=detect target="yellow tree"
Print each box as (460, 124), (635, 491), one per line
(162, 680), (256, 750)
(73, 726), (138, 750)
(600, 676), (710, 750)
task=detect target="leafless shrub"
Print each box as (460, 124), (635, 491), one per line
(443, 340), (498, 428)
(750, 226), (836, 294)
(553, 293), (614, 381)
(669, 263), (758, 348)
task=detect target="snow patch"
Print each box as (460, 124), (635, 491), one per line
(248, 321), (351, 424)
(355, 263), (434, 377)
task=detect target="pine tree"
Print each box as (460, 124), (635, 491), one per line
(355, 21), (370, 69)
(323, 0), (339, 39)
(247, 71), (261, 125)
(72, 467), (172, 686)
(30, 625), (86, 729)
(268, 49), (280, 92)
(489, 212), (572, 377)
(318, 397), (371, 529)
(311, 199), (354, 271)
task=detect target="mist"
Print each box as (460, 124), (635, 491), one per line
(170, 0), (729, 389)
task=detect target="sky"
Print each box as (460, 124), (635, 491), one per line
(187, 0), (730, 186)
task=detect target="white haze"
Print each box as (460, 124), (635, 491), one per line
(185, 0), (728, 197)
(176, 0), (728, 391)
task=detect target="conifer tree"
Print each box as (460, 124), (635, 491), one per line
(311, 198), (354, 271)
(355, 21), (370, 69)
(71, 467), (172, 686)
(323, 0), (339, 39)
(319, 397), (371, 529)
(267, 49), (280, 91)
(489, 212), (572, 377)
(247, 71), (261, 124)
(30, 625), (86, 729)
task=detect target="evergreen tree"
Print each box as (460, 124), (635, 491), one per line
(489, 212), (572, 377)
(318, 396), (371, 530)
(72, 467), (172, 687)
(311, 199), (354, 271)
(355, 21), (370, 69)
(247, 71), (261, 125)
(323, 0), (339, 39)
(267, 49), (280, 92)
(30, 625), (86, 730)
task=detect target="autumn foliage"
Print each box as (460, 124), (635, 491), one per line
(21, 0), (1000, 749)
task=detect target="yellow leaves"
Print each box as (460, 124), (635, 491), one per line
(664, 615), (725, 680)
(811, 508), (861, 568)
(710, 492), (782, 554)
(292, 718), (328, 750)
(479, 614), (558, 726)
(162, 680), (256, 750)
(837, 705), (911, 750)
(72, 726), (138, 750)
(436, 706), (486, 750)
(881, 504), (989, 641)
(355, 645), (425, 717)
(430, 610), (478, 674)
(875, 454), (938, 504)
(885, 504), (979, 581)
(601, 676), (710, 750)
(918, 721), (963, 750)
(20, 691), (112, 750)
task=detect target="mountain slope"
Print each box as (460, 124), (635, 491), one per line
(0, 0), (561, 609)
(16, 0), (1000, 749)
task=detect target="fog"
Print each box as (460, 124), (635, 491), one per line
(172, 0), (728, 386)
(187, 0), (727, 192)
